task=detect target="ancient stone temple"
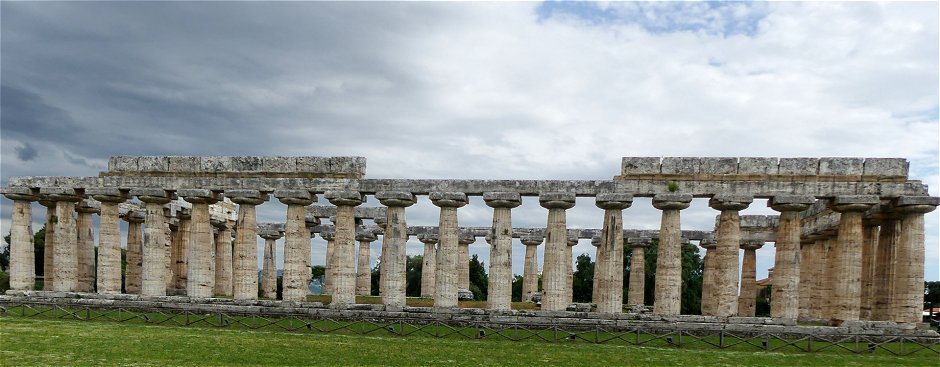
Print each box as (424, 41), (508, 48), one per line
(1, 156), (936, 331)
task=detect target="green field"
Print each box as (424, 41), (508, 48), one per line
(1, 316), (937, 366)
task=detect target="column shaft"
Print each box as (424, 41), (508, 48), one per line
(42, 203), (56, 290)
(53, 200), (78, 292)
(174, 215), (191, 290)
(893, 213), (926, 323)
(713, 210), (742, 317)
(627, 246), (646, 305)
(521, 243), (539, 302)
(141, 201), (168, 296)
(797, 240), (814, 319)
(332, 205), (357, 305)
(186, 203), (215, 297)
(738, 246), (759, 317)
(871, 220), (898, 320)
(858, 225), (879, 320)
(654, 209), (682, 315)
(8, 200), (35, 290)
(282, 204), (309, 301)
(421, 241), (436, 298)
(458, 243), (470, 291)
(261, 236), (278, 299)
(487, 207), (513, 310)
(233, 205), (259, 300)
(214, 224), (233, 297)
(700, 245), (716, 315)
(434, 207), (459, 308)
(356, 240), (371, 296)
(126, 218), (143, 294)
(595, 209), (625, 313)
(771, 211), (801, 319)
(830, 212), (864, 322)
(96, 202), (122, 293)
(381, 206), (409, 307)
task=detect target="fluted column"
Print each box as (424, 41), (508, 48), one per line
(164, 211), (175, 291)
(539, 192), (576, 311)
(859, 221), (879, 320)
(259, 231), (282, 299)
(737, 240), (763, 317)
(418, 233), (438, 298)
(375, 191), (415, 308)
(891, 196), (938, 324)
(276, 190), (315, 302)
(591, 236), (601, 303)
(2, 188), (38, 290)
(871, 217), (899, 321)
(212, 219), (233, 297)
(325, 190), (364, 307)
(89, 189), (127, 294)
(797, 236), (817, 320)
(652, 193), (692, 315)
(47, 188), (82, 292)
(520, 235), (542, 303)
(699, 239), (717, 315)
(708, 194), (753, 317)
(812, 234), (834, 320)
(483, 191), (521, 311)
(593, 193), (633, 313)
(627, 237), (651, 306)
(123, 210), (145, 294)
(565, 234), (578, 303)
(75, 199), (99, 292)
(228, 190), (267, 300)
(134, 189), (174, 297)
(321, 229), (336, 294)
(39, 200), (56, 290)
(769, 194), (814, 319)
(457, 231), (474, 292)
(173, 208), (191, 291)
(430, 192), (468, 309)
(828, 195), (878, 323)
(355, 232), (377, 296)
(181, 189), (220, 298)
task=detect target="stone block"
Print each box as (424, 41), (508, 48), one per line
(168, 156), (200, 172)
(895, 196), (940, 206)
(178, 189), (214, 198)
(862, 158), (909, 178)
(818, 157), (863, 176)
(329, 157), (367, 175)
(660, 157), (700, 175)
(262, 157), (296, 173)
(699, 157), (738, 174)
(137, 156), (169, 172)
(621, 157), (661, 175)
(737, 157), (779, 175)
(108, 156), (138, 172)
(296, 157), (330, 173)
(230, 156), (262, 172)
(832, 195), (880, 205)
(200, 156), (232, 173)
(778, 158), (819, 176)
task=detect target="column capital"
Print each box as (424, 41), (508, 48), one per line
(740, 240), (764, 251)
(590, 236), (601, 247)
(373, 215), (387, 229)
(539, 192), (575, 209)
(566, 235), (579, 247)
(829, 195), (879, 213)
(325, 190), (363, 207)
(41, 187), (83, 202)
(483, 192), (522, 208)
(708, 193), (753, 211)
(1, 187), (38, 201)
(376, 191), (417, 207)
(226, 189), (269, 205)
(458, 231), (475, 245)
(274, 189), (315, 206)
(628, 237), (653, 248)
(769, 194), (815, 212)
(652, 193), (692, 210)
(76, 199), (100, 214)
(177, 207), (192, 220)
(88, 188), (128, 203)
(418, 232), (439, 245)
(484, 233), (495, 245)
(180, 189), (221, 205)
(430, 192), (468, 208)
(259, 230), (283, 241)
(892, 195), (940, 214)
(319, 229), (335, 241)
(520, 235), (543, 246)
(131, 188), (175, 204)
(595, 192), (633, 210)
(123, 210), (145, 224)
(355, 232), (377, 242)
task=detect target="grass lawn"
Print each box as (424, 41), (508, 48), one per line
(1, 316), (937, 366)
(304, 295), (540, 310)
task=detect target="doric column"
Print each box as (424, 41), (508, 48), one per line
(457, 231), (475, 292)
(46, 188), (82, 292)
(812, 234), (834, 319)
(871, 217), (899, 321)
(259, 231), (282, 299)
(769, 194), (815, 319)
(858, 221), (879, 320)
(2, 188), (38, 290)
(164, 209), (175, 291)
(212, 218), (233, 297)
(483, 191), (521, 311)
(75, 199), (99, 292)
(228, 190), (267, 300)
(699, 239), (717, 315)
(627, 237), (651, 306)
(89, 188), (127, 294)
(173, 207), (191, 291)
(134, 189), (174, 297)
(321, 229), (335, 294)
(890, 196), (939, 324)
(430, 192), (468, 309)
(355, 231), (377, 296)
(325, 190), (364, 307)
(797, 236), (817, 320)
(275, 190), (315, 302)
(181, 189), (220, 298)
(652, 193), (692, 315)
(39, 199), (56, 290)
(565, 235), (578, 303)
(737, 240), (763, 317)
(123, 210), (145, 294)
(539, 192), (576, 311)
(708, 193), (753, 317)
(828, 195), (879, 323)
(593, 193), (633, 313)
(418, 232), (439, 298)
(520, 234), (543, 303)
(591, 236), (601, 303)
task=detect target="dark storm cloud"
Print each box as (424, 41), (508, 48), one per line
(14, 143), (37, 161)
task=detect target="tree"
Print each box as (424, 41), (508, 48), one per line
(511, 274), (523, 302)
(370, 263), (380, 296)
(623, 239), (704, 314)
(926, 281), (940, 312)
(406, 255), (423, 297)
(572, 253), (594, 303)
(468, 254), (488, 300)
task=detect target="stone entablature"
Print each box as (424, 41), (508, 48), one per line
(102, 156), (366, 179)
(618, 157), (909, 181)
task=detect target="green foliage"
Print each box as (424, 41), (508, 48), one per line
(511, 274), (523, 302)
(572, 253), (594, 303)
(0, 270), (9, 293)
(311, 265), (325, 280)
(623, 238), (704, 314)
(406, 255), (423, 297)
(468, 254), (488, 301)
(667, 181), (680, 192)
(371, 263), (380, 296)
(925, 281), (940, 308)
(756, 285), (772, 317)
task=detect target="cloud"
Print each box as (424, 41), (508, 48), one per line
(14, 143), (37, 161)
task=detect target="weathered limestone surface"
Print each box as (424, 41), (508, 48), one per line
(699, 239), (717, 315)
(230, 190), (265, 300)
(457, 232), (474, 291)
(858, 224), (878, 320)
(76, 200), (98, 292)
(652, 193), (691, 315)
(321, 230), (335, 294)
(92, 190), (126, 294)
(138, 191), (172, 297)
(213, 221), (233, 297)
(709, 194), (752, 318)
(627, 238), (650, 306)
(125, 211), (144, 294)
(105, 156), (366, 179)
(418, 233), (438, 298)
(40, 201), (56, 290)
(49, 189), (81, 292)
(356, 232), (376, 296)
(769, 194), (814, 319)
(811, 237), (831, 320)
(377, 191), (416, 308)
(431, 192), (467, 309)
(520, 235), (542, 302)
(828, 195), (879, 322)
(259, 231), (281, 299)
(327, 190), (363, 307)
(737, 241), (763, 317)
(3, 189), (36, 290)
(892, 196), (938, 323)
(594, 193), (633, 313)
(872, 219), (898, 321)
(540, 192), (575, 311)
(565, 235), (577, 303)
(277, 190), (314, 302)
(797, 237), (816, 320)
(182, 189), (218, 298)
(173, 208), (191, 291)
(484, 191), (521, 311)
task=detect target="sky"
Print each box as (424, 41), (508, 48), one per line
(1, 2), (938, 283)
